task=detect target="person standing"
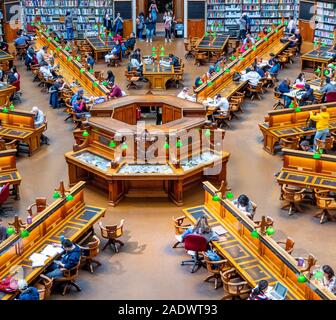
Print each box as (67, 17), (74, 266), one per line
(149, 0), (159, 36)
(238, 13), (247, 40)
(136, 12), (145, 41)
(113, 13), (124, 36)
(310, 106), (330, 151)
(103, 11), (112, 32)
(287, 15), (296, 34)
(65, 11), (74, 43)
(163, 11), (173, 43)
(145, 13), (155, 43)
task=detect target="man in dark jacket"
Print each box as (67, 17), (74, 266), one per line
(278, 78), (291, 108)
(0, 218), (8, 243)
(45, 239), (81, 279)
(17, 280), (40, 300)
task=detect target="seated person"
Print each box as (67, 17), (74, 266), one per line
(106, 70), (115, 87)
(122, 32), (136, 52)
(0, 37), (9, 52)
(14, 32), (30, 47)
(255, 66), (265, 78)
(294, 72), (305, 87)
(86, 53), (95, 70)
(7, 71), (18, 85)
(241, 67), (261, 88)
(17, 280), (39, 300)
(300, 140), (314, 152)
(105, 40), (122, 63)
(132, 48), (142, 63)
(278, 78), (291, 108)
(321, 265), (336, 295)
(208, 94), (230, 115)
(36, 46), (49, 65)
(31, 106), (45, 128)
(177, 87), (196, 102)
(71, 89), (90, 106)
(49, 76), (65, 109)
(232, 194), (255, 219)
(25, 45), (36, 69)
(39, 61), (57, 80)
(320, 77), (336, 94)
(113, 33), (123, 43)
(129, 53), (143, 74)
(248, 280), (269, 300)
(176, 215), (219, 243)
(195, 76), (203, 88)
(0, 218), (8, 243)
(73, 97), (90, 119)
(207, 65), (216, 78)
(289, 29), (302, 54)
(243, 32), (256, 46)
(108, 84), (123, 99)
(169, 53), (180, 68)
(45, 239), (81, 279)
(299, 84), (315, 105)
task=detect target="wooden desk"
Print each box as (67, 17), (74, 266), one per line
(259, 102), (336, 155)
(0, 50), (14, 71)
(86, 36), (114, 61)
(195, 34), (229, 62)
(183, 181), (335, 300)
(0, 83), (16, 107)
(301, 46), (336, 73)
(195, 24), (288, 101)
(277, 149), (336, 192)
(0, 108), (46, 156)
(35, 26), (109, 97)
(0, 181), (106, 300)
(0, 149), (21, 199)
(142, 61), (178, 90)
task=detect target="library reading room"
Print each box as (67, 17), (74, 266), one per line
(0, 0), (335, 303)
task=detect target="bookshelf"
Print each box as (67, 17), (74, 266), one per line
(22, 0), (114, 40)
(314, 0), (336, 46)
(206, 0), (298, 33)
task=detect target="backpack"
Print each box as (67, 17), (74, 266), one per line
(0, 275), (18, 293)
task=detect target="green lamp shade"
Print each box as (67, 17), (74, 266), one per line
(212, 194), (221, 202)
(121, 143), (128, 150)
(252, 46), (257, 51)
(204, 129), (211, 137)
(2, 107), (8, 113)
(313, 152), (321, 159)
(289, 102), (294, 108)
(275, 29), (279, 33)
(30, 22), (35, 26)
(239, 56), (244, 61)
(198, 80), (203, 85)
(207, 81), (214, 87)
(314, 270), (324, 280)
(294, 107), (301, 113)
(9, 104), (14, 110)
(266, 227), (275, 236)
(53, 191), (61, 199)
(21, 230), (30, 238)
(315, 68), (321, 74)
(160, 53), (165, 57)
(225, 68), (230, 73)
(255, 36), (260, 41)
(251, 230), (259, 239)
(65, 46), (70, 51)
(76, 56), (81, 61)
(56, 47), (61, 52)
(314, 41), (319, 45)
(297, 274), (307, 283)
(226, 192), (234, 200)
(152, 53), (157, 58)
(264, 37), (268, 41)
(89, 69), (94, 74)
(322, 43), (327, 47)
(93, 82), (98, 87)
(102, 81), (108, 86)
(325, 70), (330, 76)
(55, 37), (59, 42)
(284, 20), (288, 26)
(109, 32), (113, 37)
(66, 194), (74, 201)
(6, 227), (15, 235)
(82, 130), (90, 137)
(176, 140), (183, 148)
(230, 55), (236, 61)
(80, 68), (85, 73)
(47, 37), (52, 42)
(109, 140), (117, 148)
(164, 142), (170, 149)
(37, 21), (42, 25)
(67, 56), (72, 61)
(216, 66), (221, 73)
(152, 47), (156, 51)
(160, 46), (165, 51)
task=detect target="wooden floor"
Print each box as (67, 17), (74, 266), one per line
(4, 38), (334, 300)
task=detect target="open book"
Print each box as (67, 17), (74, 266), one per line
(212, 225), (228, 236)
(40, 244), (64, 257)
(29, 253), (49, 268)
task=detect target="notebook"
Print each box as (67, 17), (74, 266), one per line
(40, 244), (64, 257)
(212, 225), (228, 236)
(29, 253), (48, 268)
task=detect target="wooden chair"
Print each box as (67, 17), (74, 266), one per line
(184, 41), (195, 59)
(220, 268), (251, 300)
(15, 44), (28, 60)
(246, 82), (263, 100)
(279, 136), (300, 150)
(0, 138), (18, 151)
(53, 261), (81, 296)
(296, 254), (318, 277)
(79, 235), (102, 273)
(107, 51), (122, 67)
(314, 189), (336, 224)
(172, 215), (191, 248)
(194, 51), (207, 66)
(281, 185), (306, 216)
(214, 112), (231, 129)
(35, 275), (53, 300)
(203, 252), (231, 289)
(273, 87), (285, 110)
(99, 220), (125, 253)
(27, 197), (48, 217)
(316, 136), (334, 153)
(125, 70), (140, 89)
(277, 237), (295, 255)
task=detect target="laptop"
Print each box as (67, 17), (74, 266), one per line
(266, 282), (288, 300)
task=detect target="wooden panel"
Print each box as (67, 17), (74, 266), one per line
(123, 20), (133, 38)
(299, 20), (314, 43)
(187, 20), (205, 39)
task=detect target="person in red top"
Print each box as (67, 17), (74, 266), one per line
(248, 280), (269, 300)
(109, 84), (123, 99)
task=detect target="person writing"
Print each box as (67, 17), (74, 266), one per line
(232, 194), (255, 219)
(208, 94), (230, 115)
(177, 87), (196, 102)
(248, 280), (269, 300)
(310, 106), (330, 151)
(321, 265), (336, 294)
(109, 84), (123, 99)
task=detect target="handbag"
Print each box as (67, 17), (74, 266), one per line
(0, 275), (18, 293)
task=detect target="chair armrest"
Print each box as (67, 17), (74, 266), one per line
(205, 259), (228, 265)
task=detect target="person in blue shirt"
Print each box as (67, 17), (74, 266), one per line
(256, 66), (265, 78)
(17, 280), (39, 300)
(320, 77), (336, 94)
(45, 239), (81, 279)
(14, 34), (30, 47)
(113, 12), (124, 36)
(104, 40), (122, 63)
(300, 84), (315, 106)
(278, 78), (291, 108)
(86, 53), (95, 70)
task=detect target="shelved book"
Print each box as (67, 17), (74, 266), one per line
(314, 1), (336, 46)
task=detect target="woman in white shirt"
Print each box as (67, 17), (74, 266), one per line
(322, 265), (336, 295)
(295, 72), (305, 87)
(177, 87), (196, 102)
(286, 16), (296, 34)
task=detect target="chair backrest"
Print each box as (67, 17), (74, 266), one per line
(12, 80), (20, 92)
(280, 137), (300, 150)
(36, 275), (53, 300)
(282, 185), (305, 202)
(314, 189), (336, 208)
(63, 261), (81, 280)
(86, 235), (100, 258)
(184, 234), (208, 252)
(35, 197), (48, 213)
(284, 237), (295, 254)
(0, 183), (10, 204)
(220, 268), (248, 296)
(326, 91), (336, 103)
(99, 220), (125, 239)
(316, 136), (334, 150)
